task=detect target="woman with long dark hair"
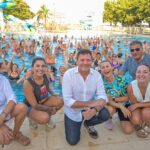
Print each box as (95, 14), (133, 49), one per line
(23, 57), (63, 128)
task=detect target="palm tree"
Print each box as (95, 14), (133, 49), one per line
(36, 5), (50, 28)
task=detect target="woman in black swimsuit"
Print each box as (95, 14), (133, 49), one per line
(8, 56), (24, 80)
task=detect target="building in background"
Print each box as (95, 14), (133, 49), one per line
(25, 0), (105, 26)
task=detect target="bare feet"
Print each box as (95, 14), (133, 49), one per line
(14, 132), (30, 146)
(0, 125), (13, 145)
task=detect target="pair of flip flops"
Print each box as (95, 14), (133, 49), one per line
(136, 128), (149, 138)
(135, 124), (150, 138)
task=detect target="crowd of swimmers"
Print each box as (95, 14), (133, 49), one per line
(0, 33), (150, 146)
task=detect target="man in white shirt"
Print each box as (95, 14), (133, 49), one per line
(62, 50), (110, 145)
(0, 74), (30, 146)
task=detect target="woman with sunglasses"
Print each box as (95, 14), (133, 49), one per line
(127, 65), (150, 138)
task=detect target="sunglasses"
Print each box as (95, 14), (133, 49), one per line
(130, 48), (140, 52)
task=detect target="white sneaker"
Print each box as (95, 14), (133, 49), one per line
(28, 118), (38, 129)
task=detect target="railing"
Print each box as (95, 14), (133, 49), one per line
(1, 25), (150, 36)
(95, 26), (150, 35)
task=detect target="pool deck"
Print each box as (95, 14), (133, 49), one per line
(1, 108), (150, 150)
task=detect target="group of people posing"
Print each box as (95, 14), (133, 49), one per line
(0, 34), (150, 147)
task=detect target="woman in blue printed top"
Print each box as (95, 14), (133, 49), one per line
(100, 60), (133, 134)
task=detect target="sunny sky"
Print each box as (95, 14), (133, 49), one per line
(25, 0), (105, 25)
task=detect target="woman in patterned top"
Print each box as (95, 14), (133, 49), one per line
(100, 60), (133, 134)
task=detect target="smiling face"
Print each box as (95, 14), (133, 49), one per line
(96, 53), (101, 60)
(130, 43), (143, 61)
(12, 64), (18, 72)
(111, 54), (117, 61)
(32, 60), (46, 77)
(59, 66), (66, 74)
(69, 53), (74, 59)
(136, 65), (150, 84)
(100, 61), (113, 79)
(76, 53), (92, 73)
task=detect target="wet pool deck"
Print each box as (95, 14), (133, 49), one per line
(1, 108), (150, 150)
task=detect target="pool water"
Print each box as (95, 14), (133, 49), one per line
(0, 41), (65, 102)
(0, 33), (150, 102)
(16, 53), (64, 102)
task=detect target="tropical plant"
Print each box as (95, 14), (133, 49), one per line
(3, 0), (35, 20)
(36, 5), (52, 28)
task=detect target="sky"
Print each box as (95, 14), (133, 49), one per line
(25, 0), (105, 25)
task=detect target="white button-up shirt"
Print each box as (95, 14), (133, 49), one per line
(0, 74), (17, 114)
(62, 67), (108, 122)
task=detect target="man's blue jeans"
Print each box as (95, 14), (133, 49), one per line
(64, 107), (110, 145)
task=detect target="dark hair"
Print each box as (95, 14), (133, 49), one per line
(10, 63), (18, 72)
(51, 66), (57, 72)
(112, 54), (117, 57)
(76, 49), (92, 60)
(130, 40), (142, 47)
(24, 68), (28, 73)
(117, 53), (123, 58)
(100, 60), (111, 66)
(32, 57), (46, 67)
(96, 52), (101, 56)
(137, 64), (150, 72)
(69, 53), (74, 56)
(113, 67), (119, 72)
(13, 63), (18, 68)
(24, 68), (31, 73)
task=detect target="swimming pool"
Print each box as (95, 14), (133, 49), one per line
(0, 36), (65, 101)
(0, 33), (150, 102)
(8, 53), (65, 102)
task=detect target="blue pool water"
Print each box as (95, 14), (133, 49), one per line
(0, 42), (65, 102)
(9, 53), (65, 102)
(0, 33), (150, 102)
